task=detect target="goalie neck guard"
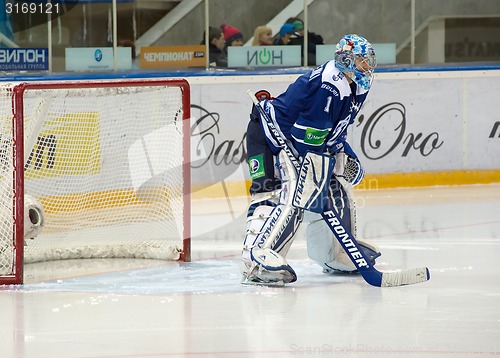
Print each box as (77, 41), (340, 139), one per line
(334, 34), (377, 91)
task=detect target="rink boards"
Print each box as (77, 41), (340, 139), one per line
(186, 69), (500, 197)
(1, 68), (499, 197)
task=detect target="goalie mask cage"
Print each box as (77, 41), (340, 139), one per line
(0, 79), (191, 285)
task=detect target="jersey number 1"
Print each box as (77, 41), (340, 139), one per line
(324, 96), (332, 113)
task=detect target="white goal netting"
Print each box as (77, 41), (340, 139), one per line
(0, 80), (190, 282)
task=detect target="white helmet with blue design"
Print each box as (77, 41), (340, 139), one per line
(334, 34), (377, 91)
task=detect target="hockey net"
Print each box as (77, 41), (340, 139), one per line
(0, 79), (191, 284)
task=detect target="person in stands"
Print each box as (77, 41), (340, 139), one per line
(252, 26), (273, 46)
(287, 18), (324, 65)
(273, 23), (296, 45)
(201, 26), (227, 67)
(220, 24), (244, 50)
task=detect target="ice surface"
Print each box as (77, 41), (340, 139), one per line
(1, 184), (499, 358)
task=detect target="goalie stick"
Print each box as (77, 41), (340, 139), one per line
(246, 89), (430, 287)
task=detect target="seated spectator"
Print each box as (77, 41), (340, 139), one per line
(201, 27), (227, 67)
(220, 24), (244, 50)
(273, 23), (295, 45)
(287, 18), (324, 65)
(252, 26), (273, 46)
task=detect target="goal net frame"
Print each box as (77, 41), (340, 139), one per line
(0, 79), (191, 285)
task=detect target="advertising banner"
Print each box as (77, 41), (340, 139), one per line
(186, 71), (500, 188)
(465, 77), (500, 169)
(0, 48), (48, 71)
(351, 77), (462, 174)
(65, 47), (132, 71)
(140, 45), (206, 68)
(228, 46), (301, 67)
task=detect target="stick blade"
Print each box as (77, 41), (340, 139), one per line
(381, 267), (430, 287)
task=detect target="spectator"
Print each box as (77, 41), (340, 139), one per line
(252, 26), (273, 46)
(201, 27), (227, 67)
(287, 18), (324, 65)
(273, 23), (295, 45)
(220, 24), (244, 50)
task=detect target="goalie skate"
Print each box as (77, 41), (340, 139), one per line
(241, 266), (286, 287)
(241, 248), (297, 286)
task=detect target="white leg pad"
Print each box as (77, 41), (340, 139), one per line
(306, 219), (380, 273)
(241, 149), (303, 285)
(242, 204), (274, 265)
(242, 204), (298, 285)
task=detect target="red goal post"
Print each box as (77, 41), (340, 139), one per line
(0, 79), (191, 285)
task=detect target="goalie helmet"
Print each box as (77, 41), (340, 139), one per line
(334, 34), (377, 91)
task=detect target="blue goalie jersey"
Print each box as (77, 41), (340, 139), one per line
(261, 60), (370, 158)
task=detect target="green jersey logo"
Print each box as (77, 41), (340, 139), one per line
(304, 128), (329, 145)
(248, 154), (265, 180)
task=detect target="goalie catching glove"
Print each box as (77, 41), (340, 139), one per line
(333, 143), (364, 186)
